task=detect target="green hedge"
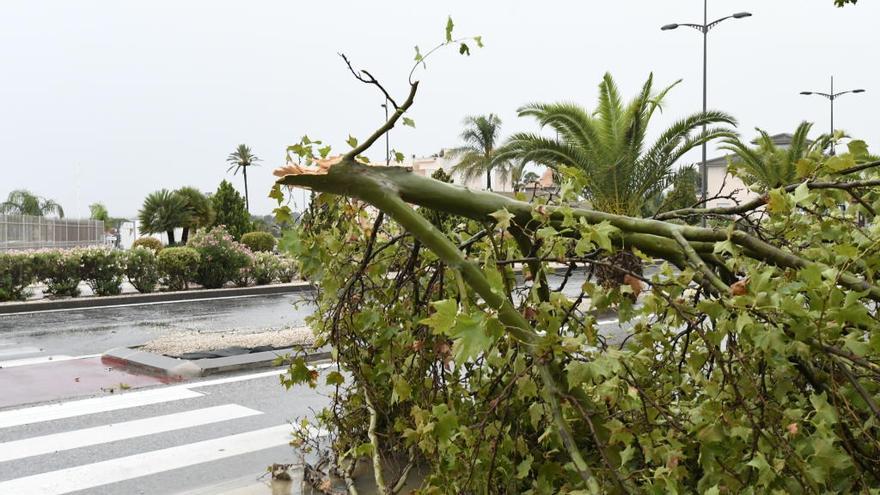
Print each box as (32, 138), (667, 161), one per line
(0, 239), (297, 302)
(157, 247), (200, 291)
(131, 237), (163, 252)
(240, 232), (276, 252)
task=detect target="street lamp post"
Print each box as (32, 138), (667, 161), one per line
(662, 2), (751, 221)
(800, 76), (865, 155)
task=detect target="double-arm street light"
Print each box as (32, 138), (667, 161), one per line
(800, 76), (865, 155)
(662, 2), (752, 214)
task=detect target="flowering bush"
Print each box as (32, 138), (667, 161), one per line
(251, 252), (281, 285)
(78, 247), (125, 296)
(276, 256), (297, 283)
(0, 251), (38, 301)
(34, 249), (82, 297)
(131, 237), (163, 252)
(232, 251), (255, 287)
(125, 246), (160, 293)
(240, 231), (276, 252)
(157, 247), (200, 291)
(187, 226), (251, 289)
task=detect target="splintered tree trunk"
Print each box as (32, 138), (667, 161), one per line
(593, 249), (643, 290)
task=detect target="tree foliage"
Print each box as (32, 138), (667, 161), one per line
(175, 186), (215, 244)
(447, 114), (513, 190)
(211, 180), (251, 240)
(273, 20), (880, 494)
(138, 189), (190, 245)
(227, 144), (260, 212)
(1, 189), (64, 217)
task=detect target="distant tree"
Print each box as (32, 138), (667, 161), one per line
(720, 122), (828, 191)
(211, 180), (251, 240)
(175, 187), (215, 244)
(138, 189), (190, 245)
(448, 114), (512, 191)
(89, 203), (109, 223)
(226, 144), (260, 212)
(1, 190), (64, 217)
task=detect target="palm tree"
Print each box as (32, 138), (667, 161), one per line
(719, 122), (829, 191)
(175, 187), (215, 244)
(138, 189), (191, 245)
(226, 144), (260, 212)
(500, 73), (737, 216)
(447, 114), (513, 191)
(1, 190), (64, 217)
(499, 72), (737, 287)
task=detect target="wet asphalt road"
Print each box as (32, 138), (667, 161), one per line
(0, 293), (315, 357)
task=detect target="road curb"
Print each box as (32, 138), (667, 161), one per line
(102, 346), (331, 379)
(0, 282), (314, 314)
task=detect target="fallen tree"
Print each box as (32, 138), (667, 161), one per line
(274, 21), (880, 494)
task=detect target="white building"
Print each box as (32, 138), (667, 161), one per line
(403, 150), (515, 192)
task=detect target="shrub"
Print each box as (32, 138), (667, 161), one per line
(132, 237), (163, 252)
(157, 247), (200, 291)
(125, 247), (160, 293)
(251, 252), (281, 285)
(232, 252), (255, 287)
(187, 226), (251, 289)
(0, 251), (37, 301)
(79, 247), (125, 296)
(277, 257), (297, 283)
(34, 250), (82, 297)
(240, 232), (276, 252)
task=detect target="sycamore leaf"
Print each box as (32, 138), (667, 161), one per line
(490, 208), (514, 230)
(414, 45), (423, 62)
(474, 35), (484, 48)
(318, 145), (332, 158)
(273, 205), (292, 224)
(394, 151), (405, 163)
(402, 117), (415, 128)
(848, 139), (869, 161)
(326, 371), (345, 386)
(459, 43), (470, 56)
(420, 299), (457, 335)
(268, 183), (284, 203)
(346, 135), (358, 148)
(449, 312), (497, 362)
(445, 16), (454, 42)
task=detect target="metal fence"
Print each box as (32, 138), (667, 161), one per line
(0, 215), (104, 251)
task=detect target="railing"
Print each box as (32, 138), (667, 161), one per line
(0, 215), (104, 251)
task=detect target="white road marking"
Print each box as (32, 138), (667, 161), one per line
(183, 361), (334, 390)
(0, 424), (295, 495)
(0, 346), (41, 358)
(0, 388), (203, 430)
(0, 404), (262, 463)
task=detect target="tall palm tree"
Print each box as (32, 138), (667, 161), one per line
(138, 189), (191, 245)
(447, 114), (513, 191)
(1, 190), (64, 217)
(499, 73), (737, 216)
(499, 72), (737, 287)
(226, 144), (260, 212)
(175, 187), (215, 244)
(719, 122), (829, 191)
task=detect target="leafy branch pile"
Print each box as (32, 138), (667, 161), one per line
(274, 21), (880, 494)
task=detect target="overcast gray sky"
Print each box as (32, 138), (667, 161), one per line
(1, 1), (876, 217)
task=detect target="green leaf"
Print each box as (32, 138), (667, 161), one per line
(419, 299), (457, 335)
(791, 181), (811, 206)
(402, 117), (415, 128)
(413, 45), (422, 62)
(449, 312), (497, 362)
(825, 154), (855, 172)
(318, 145), (332, 158)
(273, 205), (292, 224)
(394, 151), (405, 163)
(268, 183), (284, 203)
(391, 375), (412, 404)
(848, 139), (869, 161)
(474, 35), (484, 48)
(346, 135), (358, 148)
(458, 43), (470, 56)
(432, 404), (459, 446)
(445, 16), (454, 42)
(515, 456), (533, 479)
(489, 208), (514, 230)
(326, 371), (345, 386)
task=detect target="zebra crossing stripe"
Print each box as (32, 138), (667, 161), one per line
(0, 424), (294, 495)
(0, 346), (41, 358)
(0, 404), (262, 462)
(0, 387), (203, 429)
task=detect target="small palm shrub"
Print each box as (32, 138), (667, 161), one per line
(125, 246), (160, 293)
(0, 251), (37, 301)
(132, 236), (163, 252)
(34, 249), (82, 297)
(79, 247), (125, 296)
(157, 247), (200, 291)
(277, 257), (297, 283)
(252, 252), (281, 285)
(240, 231), (276, 252)
(187, 226), (251, 289)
